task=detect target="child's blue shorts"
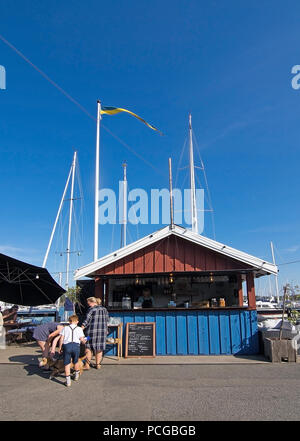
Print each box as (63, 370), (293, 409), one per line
(63, 342), (80, 365)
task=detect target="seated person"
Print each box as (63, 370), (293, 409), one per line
(3, 305), (19, 324)
(138, 288), (154, 308)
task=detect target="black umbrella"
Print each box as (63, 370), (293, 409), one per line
(0, 253), (65, 306)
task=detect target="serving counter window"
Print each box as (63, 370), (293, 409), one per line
(106, 274), (241, 310)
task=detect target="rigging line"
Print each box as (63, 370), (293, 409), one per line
(195, 171), (204, 191)
(277, 259), (300, 266)
(72, 188), (84, 252)
(193, 133), (216, 240)
(175, 137), (188, 188)
(68, 164), (84, 276)
(59, 202), (70, 251)
(110, 196), (120, 253)
(181, 169), (189, 192)
(54, 209), (66, 282)
(56, 204), (64, 262)
(193, 132), (214, 211)
(0, 34), (95, 121)
(101, 124), (165, 176)
(75, 158), (85, 247)
(72, 211), (83, 252)
(194, 175), (214, 210)
(127, 225), (134, 244)
(51, 270), (79, 275)
(0, 33), (164, 177)
(127, 182), (140, 241)
(273, 243), (286, 264)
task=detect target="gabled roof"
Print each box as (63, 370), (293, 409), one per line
(74, 224), (278, 280)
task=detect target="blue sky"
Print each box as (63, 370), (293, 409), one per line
(1, 0), (300, 293)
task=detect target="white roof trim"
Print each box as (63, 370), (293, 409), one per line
(74, 225), (278, 280)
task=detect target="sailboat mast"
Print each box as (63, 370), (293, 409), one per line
(94, 100), (101, 261)
(42, 159), (73, 269)
(270, 241), (280, 305)
(122, 161), (127, 247)
(189, 114), (198, 233)
(169, 157), (174, 228)
(66, 151), (77, 289)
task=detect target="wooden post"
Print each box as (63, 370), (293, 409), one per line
(95, 277), (104, 303)
(104, 279), (110, 307)
(246, 272), (256, 309)
(237, 275), (244, 307)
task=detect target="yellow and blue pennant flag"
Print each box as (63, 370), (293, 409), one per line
(100, 106), (163, 135)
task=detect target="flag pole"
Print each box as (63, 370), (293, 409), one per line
(94, 100), (101, 261)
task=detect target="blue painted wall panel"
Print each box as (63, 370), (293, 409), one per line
(244, 311), (252, 355)
(145, 313), (156, 323)
(208, 312), (221, 354)
(197, 312), (210, 355)
(106, 309), (258, 356)
(166, 312), (177, 354)
(230, 312), (242, 354)
(155, 312), (166, 355)
(121, 312), (134, 354)
(239, 312), (247, 355)
(187, 312), (198, 355)
(176, 313), (188, 355)
(250, 310), (259, 354)
(219, 311), (231, 354)
(134, 313), (145, 323)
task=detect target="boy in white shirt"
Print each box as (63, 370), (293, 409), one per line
(58, 314), (86, 387)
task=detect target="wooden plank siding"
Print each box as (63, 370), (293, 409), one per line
(96, 236), (251, 275)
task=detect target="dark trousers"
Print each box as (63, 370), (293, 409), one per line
(63, 342), (80, 365)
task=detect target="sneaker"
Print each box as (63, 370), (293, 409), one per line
(65, 376), (71, 387)
(74, 371), (80, 381)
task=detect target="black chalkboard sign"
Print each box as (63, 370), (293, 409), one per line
(125, 322), (156, 358)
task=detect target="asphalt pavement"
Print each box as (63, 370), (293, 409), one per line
(1, 355), (300, 420)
